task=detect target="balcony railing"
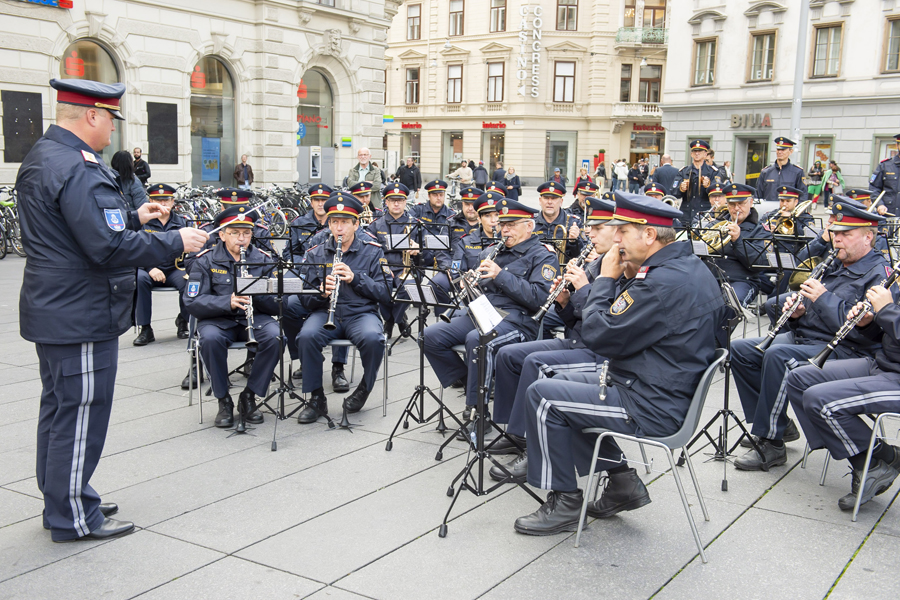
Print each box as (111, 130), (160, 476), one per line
(615, 27), (668, 45)
(611, 102), (661, 118)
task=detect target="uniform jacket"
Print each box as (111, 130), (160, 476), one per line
(140, 213), (188, 274)
(709, 208), (767, 286)
(369, 211), (415, 276)
(287, 211), (328, 263)
(449, 215), (477, 250)
(674, 162), (718, 223)
(299, 233), (391, 315)
(869, 155), (900, 213)
(649, 163), (679, 195)
(452, 227), (499, 275)
(757, 160), (807, 203)
(565, 199), (587, 220)
(581, 241), (726, 437)
(185, 221), (274, 273)
(476, 235), (559, 337)
(533, 209), (583, 263)
(411, 202), (455, 270)
(16, 125), (184, 344)
(874, 302), (900, 374)
(184, 243), (278, 330)
(555, 257), (602, 343)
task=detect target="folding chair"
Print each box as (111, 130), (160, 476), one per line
(326, 337), (389, 416)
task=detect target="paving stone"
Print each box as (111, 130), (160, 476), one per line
(872, 488), (900, 538)
(304, 587), (372, 600)
(829, 532), (900, 600)
(0, 488), (42, 528)
(0, 517), (106, 583)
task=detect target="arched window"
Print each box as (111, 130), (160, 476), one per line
(60, 40), (121, 162)
(297, 70), (334, 147)
(190, 57), (236, 187)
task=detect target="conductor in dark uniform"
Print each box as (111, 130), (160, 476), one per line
(514, 193), (725, 535)
(868, 133), (900, 214)
(674, 139), (717, 226)
(183, 207), (281, 428)
(17, 79), (208, 542)
(756, 137), (808, 204)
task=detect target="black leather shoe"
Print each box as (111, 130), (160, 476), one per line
(514, 490), (584, 536)
(214, 396), (234, 428)
(490, 452), (527, 482)
(181, 367), (204, 390)
(450, 377), (465, 389)
(43, 502), (119, 530)
(838, 460), (899, 510)
(383, 318), (395, 339)
(291, 363), (302, 381)
(740, 419), (800, 448)
(175, 315), (189, 339)
(133, 325), (155, 346)
(343, 383), (370, 413)
(239, 389), (264, 424)
(462, 406), (474, 422)
(587, 467), (652, 518)
(59, 518), (135, 542)
(455, 413), (492, 442)
(298, 390), (328, 424)
(734, 439), (787, 471)
(332, 365), (350, 393)
(487, 434), (526, 455)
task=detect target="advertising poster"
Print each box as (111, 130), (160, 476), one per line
(201, 137), (220, 182)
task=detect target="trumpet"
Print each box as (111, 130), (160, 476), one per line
(323, 235), (343, 330)
(532, 242), (594, 321)
(238, 246), (258, 349)
(755, 247), (840, 352)
(808, 261), (900, 369)
(699, 210), (738, 254)
(770, 200), (814, 235)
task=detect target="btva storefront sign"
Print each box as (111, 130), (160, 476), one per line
(517, 5), (543, 98)
(731, 113), (773, 128)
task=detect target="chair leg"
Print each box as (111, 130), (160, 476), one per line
(639, 443), (651, 475)
(682, 447), (709, 521)
(820, 452), (831, 486)
(575, 433), (606, 548)
(756, 294), (762, 336)
(196, 347), (204, 424)
(383, 338), (389, 417)
(852, 413), (898, 522)
(349, 347), (357, 385)
(801, 442), (811, 469)
(666, 449), (708, 563)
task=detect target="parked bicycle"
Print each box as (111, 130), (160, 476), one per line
(0, 186), (25, 258)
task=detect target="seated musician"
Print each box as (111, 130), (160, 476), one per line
(449, 186), (482, 250)
(295, 192), (391, 423)
(452, 192), (501, 276)
(691, 183), (728, 229)
(567, 179), (599, 218)
(760, 185), (816, 295)
(202, 188), (274, 256)
(785, 282), (900, 511)
(134, 184), (190, 345)
(848, 188), (889, 216)
(349, 181), (383, 223)
(423, 198), (559, 421)
(641, 181), (667, 201)
(534, 180), (583, 264)
(283, 183), (349, 387)
(514, 193), (725, 535)
(489, 195), (621, 483)
(731, 199), (892, 471)
(412, 179), (456, 306)
(369, 181), (415, 338)
(183, 207), (281, 428)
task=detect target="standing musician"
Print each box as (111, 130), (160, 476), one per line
(756, 136), (808, 204)
(513, 194), (725, 535)
(488, 195), (620, 482)
(18, 78), (208, 542)
(423, 198), (560, 417)
(785, 283), (900, 511)
(134, 183), (190, 345)
(295, 193), (391, 423)
(282, 183), (349, 386)
(533, 181), (583, 264)
(674, 139), (717, 226)
(368, 181), (415, 338)
(451, 192), (502, 275)
(449, 186), (483, 250)
(183, 207), (281, 428)
(730, 200), (893, 471)
(349, 180), (383, 224)
(868, 133), (900, 215)
(567, 179), (599, 218)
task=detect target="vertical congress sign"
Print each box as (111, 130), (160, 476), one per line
(517, 5), (543, 98)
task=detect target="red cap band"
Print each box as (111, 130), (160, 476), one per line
(614, 207), (674, 226)
(56, 90), (120, 111)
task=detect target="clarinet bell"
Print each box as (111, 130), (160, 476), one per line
(807, 346), (831, 370)
(754, 334), (776, 353)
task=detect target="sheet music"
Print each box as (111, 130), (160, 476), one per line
(404, 283), (437, 305)
(691, 240), (710, 256)
(469, 295), (505, 333)
(387, 234), (413, 251)
(236, 277), (270, 295)
(423, 234), (450, 250)
(766, 252), (798, 269)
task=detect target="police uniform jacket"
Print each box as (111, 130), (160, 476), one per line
(581, 242), (726, 436)
(287, 211), (328, 263)
(183, 243), (279, 330)
(711, 208), (767, 285)
(16, 125), (184, 344)
(869, 155), (900, 213)
(477, 235), (559, 337)
(185, 220), (274, 273)
(873, 303), (900, 373)
(449, 214), (476, 250)
(797, 235), (891, 264)
(674, 163), (717, 222)
(533, 209), (583, 262)
(410, 202), (455, 270)
(452, 227), (498, 275)
(140, 213), (188, 275)
(565, 199), (587, 220)
(368, 211), (415, 276)
(299, 233), (391, 315)
(787, 248), (892, 354)
(757, 160), (808, 203)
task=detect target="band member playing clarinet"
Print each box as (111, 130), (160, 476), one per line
(184, 207), (281, 428)
(730, 198), (894, 471)
(785, 282), (900, 511)
(295, 192), (391, 423)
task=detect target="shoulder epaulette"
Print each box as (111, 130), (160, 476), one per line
(882, 157), (892, 163)
(365, 239), (383, 248)
(542, 243), (557, 254)
(255, 222), (269, 231)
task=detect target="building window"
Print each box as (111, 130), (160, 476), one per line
(447, 65), (463, 103)
(620, 64), (632, 102)
(450, 0), (464, 36)
(692, 39), (717, 86)
(407, 4), (421, 40)
(644, 1), (666, 28)
(191, 56), (236, 187)
(639, 64), (661, 103)
(490, 0), (506, 33)
(557, 0), (577, 31)
(749, 32), (776, 82)
(885, 18), (900, 72)
(317, 0), (334, 5)
(487, 62), (504, 102)
(553, 62), (575, 103)
(812, 24), (842, 78)
(297, 69), (334, 149)
(624, 2), (636, 27)
(405, 68), (419, 105)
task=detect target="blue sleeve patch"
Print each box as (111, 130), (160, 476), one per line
(451, 260), (461, 271)
(186, 281), (200, 297)
(104, 209), (125, 231)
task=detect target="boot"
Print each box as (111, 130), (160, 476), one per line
(175, 315), (189, 339)
(450, 377), (465, 389)
(490, 451), (527, 482)
(297, 389), (328, 424)
(181, 365), (205, 390)
(239, 389), (264, 424)
(332, 364), (350, 393)
(214, 396), (234, 428)
(133, 325), (155, 346)
(586, 467), (652, 518)
(514, 490), (584, 536)
(383, 318), (395, 339)
(291, 361), (302, 381)
(343, 382), (370, 413)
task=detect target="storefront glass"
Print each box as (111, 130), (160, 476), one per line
(297, 70), (334, 148)
(544, 131), (577, 182)
(481, 131), (505, 168)
(190, 57), (235, 187)
(629, 131), (665, 165)
(442, 131), (464, 176)
(401, 131), (421, 161)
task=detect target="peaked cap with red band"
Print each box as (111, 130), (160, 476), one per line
(723, 182), (755, 203)
(383, 182), (410, 199)
(844, 188), (872, 202)
(148, 183), (177, 198)
(424, 179), (448, 193)
(690, 139), (711, 151)
(214, 206), (255, 229)
(607, 191), (681, 227)
(497, 198), (538, 222)
(309, 183), (333, 199)
(475, 191), (505, 214)
(324, 192), (363, 219)
(830, 197), (885, 231)
(216, 187), (253, 204)
(51, 78), (125, 120)
(459, 186), (482, 202)
(642, 182), (666, 197)
(537, 180), (567, 197)
(584, 196), (616, 222)
(575, 180), (600, 193)
(349, 180), (374, 196)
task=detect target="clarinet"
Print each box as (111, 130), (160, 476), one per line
(598, 360), (610, 401)
(532, 242), (594, 322)
(323, 235), (343, 331)
(755, 247), (840, 352)
(239, 246), (259, 349)
(808, 262), (900, 369)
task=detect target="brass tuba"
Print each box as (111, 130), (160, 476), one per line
(699, 220), (733, 253)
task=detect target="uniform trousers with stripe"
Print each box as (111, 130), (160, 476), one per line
(134, 268), (188, 326)
(732, 332), (855, 441)
(297, 311), (384, 394)
(525, 373), (634, 492)
(493, 338), (601, 436)
(423, 315), (530, 407)
(786, 358), (900, 460)
(283, 296), (348, 364)
(36, 339), (118, 541)
(199, 321), (280, 399)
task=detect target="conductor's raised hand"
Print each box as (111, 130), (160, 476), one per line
(179, 228), (209, 253)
